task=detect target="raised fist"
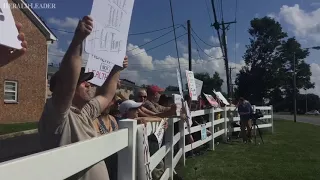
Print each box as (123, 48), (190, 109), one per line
(74, 16), (93, 42)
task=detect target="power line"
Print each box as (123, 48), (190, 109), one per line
(129, 33), (187, 57)
(191, 27), (219, 47)
(169, 0), (184, 89)
(49, 25), (182, 36)
(191, 32), (221, 59)
(127, 25), (183, 52)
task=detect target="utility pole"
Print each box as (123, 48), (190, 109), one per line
(187, 20), (192, 71)
(229, 67), (236, 103)
(210, 0), (236, 99)
(293, 52), (297, 123)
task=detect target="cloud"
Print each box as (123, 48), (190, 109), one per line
(143, 38), (151, 42)
(120, 41), (242, 92)
(47, 17), (79, 29)
(278, 4), (320, 42)
(306, 63), (320, 95)
(48, 42), (65, 66)
(209, 36), (220, 44)
(311, 2), (320, 7)
(267, 13), (280, 21)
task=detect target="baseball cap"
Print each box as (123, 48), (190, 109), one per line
(119, 100), (142, 115)
(49, 67), (94, 92)
(147, 85), (164, 95)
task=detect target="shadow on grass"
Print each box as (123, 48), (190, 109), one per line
(176, 120), (320, 180)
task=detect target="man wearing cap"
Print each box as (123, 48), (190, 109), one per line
(38, 16), (127, 180)
(143, 85), (176, 115)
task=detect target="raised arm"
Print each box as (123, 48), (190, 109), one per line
(0, 23), (27, 67)
(96, 57), (128, 111)
(52, 16), (93, 113)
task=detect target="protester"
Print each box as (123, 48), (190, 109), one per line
(135, 88), (176, 118)
(237, 97), (253, 143)
(92, 96), (120, 180)
(119, 100), (164, 124)
(38, 16), (127, 180)
(0, 23), (27, 67)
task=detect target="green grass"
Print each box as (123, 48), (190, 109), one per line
(176, 120), (320, 180)
(0, 122), (38, 135)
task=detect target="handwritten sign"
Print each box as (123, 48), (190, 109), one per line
(85, 0), (135, 67)
(173, 94), (182, 116)
(184, 101), (192, 130)
(186, 70), (197, 101)
(154, 119), (167, 148)
(213, 90), (230, 105)
(201, 124), (207, 140)
(195, 78), (203, 98)
(0, 0), (22, 49)
(176, 69), (183, 97)
(203, 93), (219, 107)
(85, 54), (115, 86)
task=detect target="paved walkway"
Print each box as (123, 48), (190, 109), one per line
(274, 115), (320, 126)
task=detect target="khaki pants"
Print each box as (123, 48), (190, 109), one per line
(240, 119), (252, 141)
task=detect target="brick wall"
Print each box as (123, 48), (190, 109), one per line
(0, 1), (47, 123)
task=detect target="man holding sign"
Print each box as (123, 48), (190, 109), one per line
(38, 16), (126, 180)
(0, 22), (27, 67)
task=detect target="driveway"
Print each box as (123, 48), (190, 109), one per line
(274, 115), (320, 126)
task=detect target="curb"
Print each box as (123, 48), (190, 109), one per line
(0, 129), (38, 140)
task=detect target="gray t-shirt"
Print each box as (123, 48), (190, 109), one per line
(38, 98), (109, 180)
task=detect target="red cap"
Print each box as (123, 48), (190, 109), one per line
(147, 85), (164, 95)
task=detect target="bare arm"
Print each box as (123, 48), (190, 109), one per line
(52, 16), (93, 113)
(141, 104), (177, 118)
(96, 57), (128, 111)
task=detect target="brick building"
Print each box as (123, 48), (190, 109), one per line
(0, 0), (57, 123)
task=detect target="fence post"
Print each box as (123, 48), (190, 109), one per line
(223, 107), (228, 142)
(118, 120), (137, 180)
(209, 108), (215, 150)
(271, 105), (274, 134)
(179, 116), (185, 166)
(165, 118), (174, 179)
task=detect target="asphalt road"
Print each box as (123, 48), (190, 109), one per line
(274, 115), (320, 126)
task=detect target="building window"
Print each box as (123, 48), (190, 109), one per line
(4, 81), (18, 103)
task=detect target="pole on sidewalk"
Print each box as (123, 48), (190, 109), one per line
(187, 20), (192, 71)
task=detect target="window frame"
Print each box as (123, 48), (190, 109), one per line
(4, 80), (18, 103)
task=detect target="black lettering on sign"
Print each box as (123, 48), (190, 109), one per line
(0, 8), (5, 21)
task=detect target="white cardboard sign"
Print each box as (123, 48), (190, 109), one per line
(0, 0), (22, 49)
(154, 119), (167, 148)
(85, 0), (135, 67)
(186, 70), (197, 101)
(176, 69), (183, 97)
(184, 101), (192, 132)
(85, 54), (115, 86)
(203, 93), (219, 107)
(173, 94), (182, 116)
(213, 90), (230, 105)
(194, 78), (203, 98)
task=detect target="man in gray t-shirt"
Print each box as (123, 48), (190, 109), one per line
(38, 16), (128, 180)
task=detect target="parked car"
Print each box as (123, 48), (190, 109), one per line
(305, 110), (320, 115)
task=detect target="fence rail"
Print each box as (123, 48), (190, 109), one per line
(0, 106), (273, 180)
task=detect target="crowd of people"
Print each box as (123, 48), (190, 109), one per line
(1, 16), (255, 180)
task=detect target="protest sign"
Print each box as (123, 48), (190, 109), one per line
(173, 94), (182, 116)
(186, 70), (197, 101)
(0, 0), (22, 49)
(136, 126), (152, 180)
(194, 78), (203, 98)
(213, 90), (230, 105)
(85, 0), (135, 67)
(201, 124), (207, 140)
(176, 69), (183, 97)
(154, 119), (167, 148)
(203, 93), (219, 107)
(184, 101), (192, 130)
(85, 54), (115, 86)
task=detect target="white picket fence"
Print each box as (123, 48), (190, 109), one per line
(0, 106), (273, 180)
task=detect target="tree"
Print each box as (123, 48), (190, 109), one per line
(190, 72), (223, 94)
(235, 16), (314, 106)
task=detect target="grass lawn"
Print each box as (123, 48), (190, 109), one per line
(0, 122), (38, 135)
(176, 120), (320, 180)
